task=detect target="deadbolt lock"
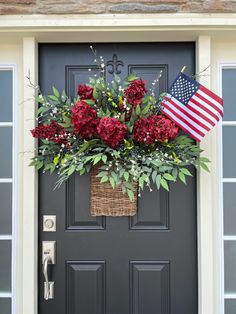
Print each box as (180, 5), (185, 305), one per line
(43, 215), (56, 232)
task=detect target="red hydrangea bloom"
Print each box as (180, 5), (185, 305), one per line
(31, 121), (69, 145)
(71, 100), (99, 139)
(133, 114), (179, 145)
(124, 79), (147, 107)
(97, 117), (127, 149)
(77, 84), (94, 100)
(132, 117), (150, 143)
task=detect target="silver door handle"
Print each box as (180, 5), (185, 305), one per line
(42, 241), (56, 300)
(43, 255), (53, 300)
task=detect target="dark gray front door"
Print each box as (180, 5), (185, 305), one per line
(39, 43), (197, 314)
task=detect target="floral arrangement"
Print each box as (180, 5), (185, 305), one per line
(30, 49), (209, 201)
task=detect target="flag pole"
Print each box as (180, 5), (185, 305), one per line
(181, 66), (187, 73)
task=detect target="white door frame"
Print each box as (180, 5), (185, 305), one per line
(7, 14), (229, 314)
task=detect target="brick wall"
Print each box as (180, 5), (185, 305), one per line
(0, 0), (236, 14)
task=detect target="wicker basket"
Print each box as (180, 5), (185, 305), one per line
(90, 167), (137, 216)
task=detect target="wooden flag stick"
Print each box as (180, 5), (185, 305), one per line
(181, 65), (187, 73)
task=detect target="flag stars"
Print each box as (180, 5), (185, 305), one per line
(169, 74), (200, 105)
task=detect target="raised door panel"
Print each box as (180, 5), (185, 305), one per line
(129, 64), (168, 94)
(66, 174), (105, 230)
(66, 65), (100, 97)
(130, 187), (169, 230)
(130, 261), (170, 314)
(67, 261), (106, 314)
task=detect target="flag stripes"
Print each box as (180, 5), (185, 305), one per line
(165, 95), (211, 131)
(160, 73), (223, 142)
(163, 108), (203, 142)
(188, 98), (218, 124)
(163, 102), (205, 139)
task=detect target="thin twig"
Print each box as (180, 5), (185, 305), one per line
(191, 65), (210, 79)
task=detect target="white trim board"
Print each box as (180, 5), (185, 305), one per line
(2, 14), (236, 29)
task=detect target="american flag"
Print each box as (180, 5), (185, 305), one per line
(160, 72), (224, 142)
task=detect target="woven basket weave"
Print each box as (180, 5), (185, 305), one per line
(90, 167), (137, 216)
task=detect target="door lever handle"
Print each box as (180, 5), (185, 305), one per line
(42, 241), (56, 300)
(43, 255), (53, 300)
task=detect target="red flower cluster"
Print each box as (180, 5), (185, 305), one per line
(97, 117), (127, 149)
(71, 101), (100, 139)
(77, 84), (94, 100)
(124, 79), (147, 107)
(133, 115), (179, 144)
(31, 121), (69, 145)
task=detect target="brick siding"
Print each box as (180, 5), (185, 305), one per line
(0, 0), (236, 14)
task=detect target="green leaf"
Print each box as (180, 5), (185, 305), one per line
(111, 171), (118, 181)
(48, 95), (58, 101)
(160, 178), (169, 191)
(163, 173), (175, 181)
(62, 114), (71, 128)
(135, 104), (141, 115)
(180, 168), (192, 176)
(96, 83), (104, 91)
(124, 181), (133, 189)
(152, 170), (157, 183)
(80, 168), (86, 175)
(200, 162), (210, 172)
(102, 155), (107, 163)
(36, 160), (44, 170)
(124, 171), (129, 182)
(156, 174), (161, 189)
(109, 177), (115, 189)
(77, 163), (83, 171)
(100, 176), (108, 183)
(159, 166), (173, 172)
(141, 104), (151, 116)
(44, 163), (53, 171)
(139, 177), (144, 190)
(37, 106), (45, 115)
(126, 73), (138, 82)
(93, 88), (99, 99)
(85, 156), (93, 163)
(41, 139), (49, 144)
(127, 189), (135, 201)
(61, 90), (67, 100)
(52, 86), (60, 98)
(120, 112), (126, 122)
(53, 155), (60, 166)
(35, 95), (44, 104)
(179, 172), (186, 184)
(83, 99), (95, 105)
(151, 160), (162, 167)
(29, 159), (38, 167)
(50, 164), (56, 174)
(199, 157), (210, 163)
(77, 139), (99, 154)
(96, 171), (108, 177)
(68, 165), (76, 176)
(122, 185), (126, 194)
(172, 168), (178, 180)
(142, 96), (149, 104)
(93, 155), (101, 165)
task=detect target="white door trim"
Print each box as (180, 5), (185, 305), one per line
(21, 27), (219, 314)
(22, 37), (38, 314)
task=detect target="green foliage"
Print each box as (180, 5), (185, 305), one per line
(30, 69), (211, 202)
